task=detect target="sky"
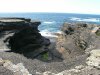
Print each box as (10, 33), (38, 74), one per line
(0, 0), (100, 14)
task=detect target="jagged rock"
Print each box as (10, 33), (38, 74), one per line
(0, 18), (41, 52)
(0, 18), (51, 59)
(56, 23), (100, 59)
(61, 23), (74, 35)
(0, 18), (41, 31)
(8, 27), (50, 59)
(86, 49), (100, 69)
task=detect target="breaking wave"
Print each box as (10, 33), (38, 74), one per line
(43, 21), (55, 24)
(39, 29), (62, 37)
(70, 17), (100, 23)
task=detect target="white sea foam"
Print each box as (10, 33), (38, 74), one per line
(43, 21), (55, 24)
(40, 29), (58, 37)
(70, 17), (81, 21)
(70, 17), (100, 22)
(39, 29), (63, 38)
(78, 18), (100, 22)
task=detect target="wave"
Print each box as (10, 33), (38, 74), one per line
(42, 21), (55, 24)
(40, 29), (57, 37)
(39, 29), (62, 37)
(70, 17), (100, 23)
(70, 17), (81, 21)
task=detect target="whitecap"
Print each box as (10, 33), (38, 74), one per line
(70, 17), (81, 21)
(39, 29), (58, 37)
(43, 21), (55, 24)
(78, 18), (100, 22)
(70, 17), (100, 22)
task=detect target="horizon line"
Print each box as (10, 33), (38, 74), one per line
(0, 12), (100, 15)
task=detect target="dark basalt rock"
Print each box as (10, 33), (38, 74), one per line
(8, 27), (50, 53)
(0, 18), (41, 31)
(0, 18), (51, 60)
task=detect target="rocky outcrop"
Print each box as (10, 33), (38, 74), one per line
(0, 18), (41, 31)
(0, 18), (51, 61)
(0, 18), (41, 51)
(86, 49), (100, 69)
(8, 28), (50, 56)
(55, 22), (100, 60)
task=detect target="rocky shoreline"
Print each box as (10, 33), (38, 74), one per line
(0, 18), (100, 75)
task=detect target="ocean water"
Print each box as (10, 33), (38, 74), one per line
(0, 13), (100, 37)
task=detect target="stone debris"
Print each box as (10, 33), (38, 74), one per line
(55, 66), (94, 75)
(86, 49), (100, 69)
(42, 71), (56, 75)
(0, 58), (32, 75)
(41, 49), (100, 75)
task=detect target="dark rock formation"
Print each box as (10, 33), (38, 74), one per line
(0, 18), (52, 60)
(8, 28), (50, 54)
(0, 18), (41, 31)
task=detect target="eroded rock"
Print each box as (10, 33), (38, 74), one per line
(56, 23), (100, 60)
(86, 49), (100, 69)
(0, 18), (41, 31)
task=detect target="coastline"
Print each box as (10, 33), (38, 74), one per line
(0, 18), (100, 75)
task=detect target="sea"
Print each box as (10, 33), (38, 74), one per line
(0, 13), (100, 37)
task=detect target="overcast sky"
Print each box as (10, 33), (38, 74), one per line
(0, 0), (99, 14)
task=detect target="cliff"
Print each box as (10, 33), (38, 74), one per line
(55, 22), (100, 60)
(0, 18), (51, 60)
(0, 18), (40, 31)
(0, 18), (100, 75)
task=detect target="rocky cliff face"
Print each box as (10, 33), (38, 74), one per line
(39, 23), (100, 75)
(55, 22), (100, 60)
(0, 18), (51, 61)
(0, 18), (40, 31)
(8, 28), (50, 58)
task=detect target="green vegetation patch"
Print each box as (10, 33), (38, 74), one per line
(42, 52), (49, 61)
(96, 30), (100, 36)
